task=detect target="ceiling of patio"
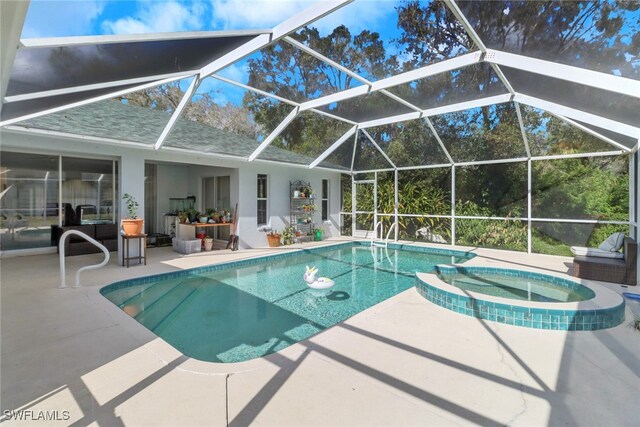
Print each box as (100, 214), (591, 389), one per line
(1, 0), (638, 172)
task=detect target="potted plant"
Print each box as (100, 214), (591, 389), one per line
(282, 226), (295, 245)
(121, 193), (144, 235)
(303, 185), (313, 198)
(313, 227), (323, 241)
(203, 236), (214, 251)
(266, 230), (281, 247)
(178, 211), (188, 223)
(186, 208), (199, 223)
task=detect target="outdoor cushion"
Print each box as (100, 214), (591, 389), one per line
(598, 232), (626, 252)
(570, 246), (624, 259)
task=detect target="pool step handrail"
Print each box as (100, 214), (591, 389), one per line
(385, 222), (397, 244)
(371, 221), (383, 246)
(371, 221), (396, 249)
(59, 229), (110, 288)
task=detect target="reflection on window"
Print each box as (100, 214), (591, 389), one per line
(0, 152), (59, 251)
(61, 157), (116, 226)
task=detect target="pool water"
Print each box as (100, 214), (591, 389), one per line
(440, 273), (596, 302)
(101, 243), (473, 362)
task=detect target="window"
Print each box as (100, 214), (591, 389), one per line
(257, 174), (267, 226)
(322, 179), (329, 221)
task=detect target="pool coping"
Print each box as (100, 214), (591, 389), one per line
(415, 266), (625, 331)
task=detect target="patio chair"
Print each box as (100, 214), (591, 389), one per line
(573, 236), (637, 285)
(570, 232), (625, 259)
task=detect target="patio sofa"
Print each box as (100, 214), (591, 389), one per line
(573, 237), (637, 285)
(55, 224), (118, 256)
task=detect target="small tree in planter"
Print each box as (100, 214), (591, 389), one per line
(121, 193), (144, 235)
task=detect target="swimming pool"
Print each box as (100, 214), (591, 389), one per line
(101, 242), (474, 363)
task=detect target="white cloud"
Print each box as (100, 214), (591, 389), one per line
(208, 0), (314, 30)
(101, 1), (207, 34)
(216, 62), (249, 83)
(305, 0), (391, 37)
(22, 0), (107, 38)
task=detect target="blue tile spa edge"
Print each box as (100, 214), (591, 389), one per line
(415, 267), (625, 331)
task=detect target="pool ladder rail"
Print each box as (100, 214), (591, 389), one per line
(371, 221), (397, 249)
(59, 229), (110, 288)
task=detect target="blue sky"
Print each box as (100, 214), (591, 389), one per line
(21, 0), (317, 38)
(21, 0), (402, 38)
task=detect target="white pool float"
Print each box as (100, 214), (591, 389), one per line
(304, 266), (335, 290)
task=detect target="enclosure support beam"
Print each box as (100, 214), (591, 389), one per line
(451, 165), (456, 246)
(351, 175), (356, 238)
(154, 76), (200, 150)
(547, 112), (631, 153)
(309, 125), (358, 169)
(527, 159), (532, 254)
(249, 106), (300, 161)
(444, 0), (516, 95)
(424, 117), (455, 165)
(361, 129), (397, 169)
(485, 49), (640, 100)
(298, 52), (481, 112)
(515, 102), (531, 158)
(200, 0), (352, 78)
(0, 74), (190, 127)
(514, 94), (639, 139)
(394, 169), (399, 242)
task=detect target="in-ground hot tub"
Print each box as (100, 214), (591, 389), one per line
(415, 266), (624, 331)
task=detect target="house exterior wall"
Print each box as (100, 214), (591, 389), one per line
(236, 162), (342, 249)
(0, 129), (343, 253)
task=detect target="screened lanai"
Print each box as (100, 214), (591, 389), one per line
(1, 0), (638, 256)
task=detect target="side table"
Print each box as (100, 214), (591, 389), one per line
(122, 233), (147, 267)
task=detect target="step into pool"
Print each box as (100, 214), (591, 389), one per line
(101, 242), (474, 363)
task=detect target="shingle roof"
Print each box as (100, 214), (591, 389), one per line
(19, 100), (348, 170)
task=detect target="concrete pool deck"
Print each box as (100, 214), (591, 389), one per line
(1, 238), (639, 426)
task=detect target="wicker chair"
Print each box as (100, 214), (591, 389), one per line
(573, 237), (637, 286)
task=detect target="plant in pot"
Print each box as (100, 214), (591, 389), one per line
(177, 211), (188, 223)
(121, 193), (144, 235)
(313, 227), (323, 241)
(282, 226), (295, 245)
(186, 208), (199, 224)
(266, 230), (281, 247)
(203, 236), (214, 251)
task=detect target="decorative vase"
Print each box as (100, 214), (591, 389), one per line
(121, 219), (144, 236)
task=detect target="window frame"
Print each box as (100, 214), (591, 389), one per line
(257, 174), (268, 226)
(321, 178), (329, 222)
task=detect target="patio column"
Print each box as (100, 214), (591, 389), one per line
(631, 150), (639, 285)
(118, 153), (145, 265)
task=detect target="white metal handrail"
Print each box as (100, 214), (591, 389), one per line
(385, 222), (397, 243)
(59, 230), (110, 288)
(371, 221), (383, 245)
